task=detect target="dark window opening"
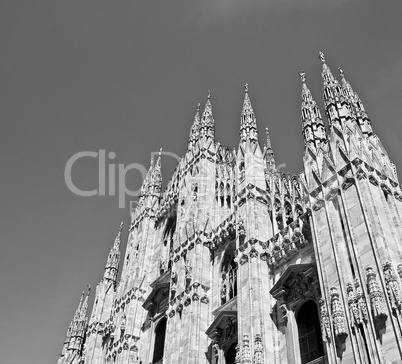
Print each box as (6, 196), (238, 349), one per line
(225, 342), (237, 364)
(152, 318), (167, 363)
(297, 300), (324, 364)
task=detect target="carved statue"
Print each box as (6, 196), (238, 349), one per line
(237, 218), (246, 237)
(383, 262), (402, 310)
(159, 259), (166, 275)
(280, 303), (288, 325)
(346, 283), (361, 326)
(171, 271), (178, 294)
(220, 275), (227, 305)
(185, 258), (192, 281)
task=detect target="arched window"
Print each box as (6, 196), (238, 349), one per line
(220, 243), (237, 305)
(296, 300), (324, 364)
(152, 317), (167, 364)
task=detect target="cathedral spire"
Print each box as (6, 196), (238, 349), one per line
(240, 84), (258, 144)
(299, 70), (328, 150)
(103, 222), (123, 283)
(79, 285), (91, 320)
(152, 148), (163, 195)
(338, 67), (373, 137)
(319, 51), (343, 107)
(188, 103), (201, 148)
(200, 91), (215, 139)
(265, 127), (276, 171)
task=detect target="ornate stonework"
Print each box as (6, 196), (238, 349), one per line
(59, 53), (402, 364)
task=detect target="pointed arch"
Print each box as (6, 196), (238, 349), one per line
(296, 300), (324, 364)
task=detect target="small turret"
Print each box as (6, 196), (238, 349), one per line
(58, 291), (85, 363)
(319, 51), (343, 107)
(299, 70), (328, 151)
(319, 51), (351, 136)
(200, 91), (215, 140)
(188, 103), (201, 149)
(338, 67), (373, 137)
(103, 222), (123, 283)
(240, 84), (258, 144)
(59, 286), (91, 363)
(264, 127), (276, 171)
(152, 149), (162, 196)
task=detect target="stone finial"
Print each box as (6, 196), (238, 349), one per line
(299, 70), (306, 83)
(245, 83), (249, 93)
(207, 90), (211, 100)
(318, 51), (326, 64)
(338, 67), (345, 79)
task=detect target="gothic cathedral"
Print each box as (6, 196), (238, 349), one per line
(58, 53), (402, 364)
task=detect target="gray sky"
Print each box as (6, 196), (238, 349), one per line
(1, 1), (402, 363)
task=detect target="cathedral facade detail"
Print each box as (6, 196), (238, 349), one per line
(59, 53), (402, 364)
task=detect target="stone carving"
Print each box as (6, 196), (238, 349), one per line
(185, 258), (192, 282)
(249, 247), (259, 259)
(354, 279), (369, 323)
(319, 298), (331, 342)
(368, 175), (379, 186)
(212, 341), (219, 358)
(239, 254), (249, 265)
(220, 274), (227, 305)
(253, 334), (264, 364)
(237, 218), (246, 238)
(366, 266), (387, 320)
(383, 262), (402, 310)
(234, 344), (241, 364)
(292, 272), (310, 300)
(398, 263), (402, 280)
(242, 333), (252, 364)
(120, 314), (126, 334)
(159, 259), (165, 275)
(280, 303), (288, 325)
(170, 271), (178, 299)
(346, 283), (361, 326)
(330, 287), (348, 339)
(225, 318), (236, 340)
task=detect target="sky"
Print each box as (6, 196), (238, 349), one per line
(1, 1), (402, 363)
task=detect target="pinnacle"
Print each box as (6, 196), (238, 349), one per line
(265, 127), (272, 149)
(200, 90), (214, 138)
(240, 83), (255, 118)
(318, 51), (326, 64)
(189, 103), (201, 142)
(299, 70), (306, 83)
